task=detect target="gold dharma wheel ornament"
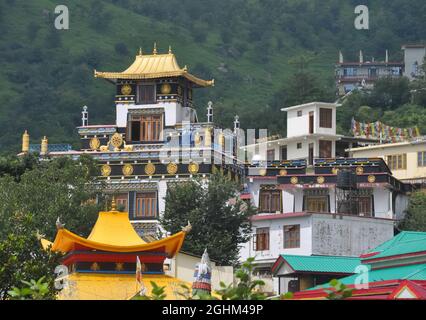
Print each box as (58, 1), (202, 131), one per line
(290, 176), (298, 184)
(122, 164), (134, 176)
(279, 169), (287, 176)
(167, 162), (178, 175)
(101, 164), (111, 177)
(368, 175), (376, 183)
(259, 169), (267, 176)
(110, 133), (123, 150)
(188, 162), (199, 174)
(332, 167), (340, 174)
(317, 176), (325, 184)
(121, 84), (132, 95)
(89, 137), (100, 150)
(144, 162), (156, 176)
(356, 166), (364, 175)
(160, 83), (171, 94)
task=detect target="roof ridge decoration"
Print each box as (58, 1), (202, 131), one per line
(94, 44), (214, 87)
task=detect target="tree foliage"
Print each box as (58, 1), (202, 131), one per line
(0, 155), (102, 299)
(161, 173), (256, 265)
(399, 191), (426, 232)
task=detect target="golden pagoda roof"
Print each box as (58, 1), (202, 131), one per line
(58, 273), (191, 300)
(94, 46), (214, 87)
(46, 209), (186, 257)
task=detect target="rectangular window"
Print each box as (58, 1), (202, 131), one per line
(116, 193), (128, 212)
(128, 114), (163, 142)
(319, 140), (332, 158)
(306, 196), (328, 212)
(281, 146), (287, 161)
(259, 189), (281, 213)
(358, 196), (372, 217)
(267, 149), (275, 161)
(297, 110), (302, 117)
(137, 84), (156, 104)
(418, 151), (426, 167)
(297, 142), (302, 149)
(284, 225), (300, 249)
(319, 108), (332, 128)
(387, 154), (407, 170)
(135, 192), (157, 218)
(254, 228), (269, 251)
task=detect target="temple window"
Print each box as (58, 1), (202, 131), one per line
(387, 154), (407, 170)
(319, 140), (332, 158)
(135, 192), (157, 218)
(137, 84), (156, 104)
(319, 108), (332, 128)
(267, 149), (275, 161)
(259, 188), (281, 213)
(115, 193), (128, 212)
(358, 196), (372, 216)
(418, 151), (426, 167)
(304, 189), (329, 213)
(127, 114), (163, 142)
(284, 225), (300, 248)
(254, 227), (269, 251)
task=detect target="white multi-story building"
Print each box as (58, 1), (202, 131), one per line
(239, 102), (411, 295)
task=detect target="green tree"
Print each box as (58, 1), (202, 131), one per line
(0, 155), (104, 299)
(399, 192), (426, 231)
(161, 173), (256, 265)
(0, 155), (101, 239)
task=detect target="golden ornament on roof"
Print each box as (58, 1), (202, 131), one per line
(121, 84), (132, 95)
(89, 137), (100, 150)
(122, 164), (134, 176)
(368, 175), (376, 183)
(356, 166), (364, 175)
(101, 164), (111, 177)
(167, 162), (178, 175)
(145, 162), (156, 175)
(317, 176), (325, 184)
(160, 83), (171, 94)
(194, 132), (201, 146)
(110, 133), (123, 149)
(290, 176), (298, 184)
(332, 167), (340, 174)
(279, 169), (287, 176)
(188, 162), (199, 174)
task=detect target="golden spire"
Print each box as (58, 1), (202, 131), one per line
(153, 42), (157, 55)
(168, 45), (172, 54)
(111, 196), (117, 211)
(40, 136), (48, 155)
(138, 47), (143, 56)
(22, 130), (29, 153)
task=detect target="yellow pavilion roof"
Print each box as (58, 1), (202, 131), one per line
(46, 209), (186, 257)
(58, 273), (191, 300)
(94, 46), (214, 87)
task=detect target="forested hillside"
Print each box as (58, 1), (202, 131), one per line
(0, 0), (425, 152)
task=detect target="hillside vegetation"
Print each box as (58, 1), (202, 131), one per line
(0, 0), (425, 152)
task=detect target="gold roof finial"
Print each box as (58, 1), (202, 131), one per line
(153, 42), (157, 55)
(41, 136), (48, 155)
(22, 130), (29, 153)
(111, 196), (117, 211)
(138, 47), (143, 56)
(168, 45), (172, 54)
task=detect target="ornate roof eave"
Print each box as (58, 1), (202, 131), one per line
(94, 70), (214, 87)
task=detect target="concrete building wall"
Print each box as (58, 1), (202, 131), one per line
(311, 214), (394, 256)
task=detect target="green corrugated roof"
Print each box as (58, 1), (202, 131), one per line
(279, 255), (361, 274)
(363, 231), (426, 260)
(309, 263), (426, 290)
